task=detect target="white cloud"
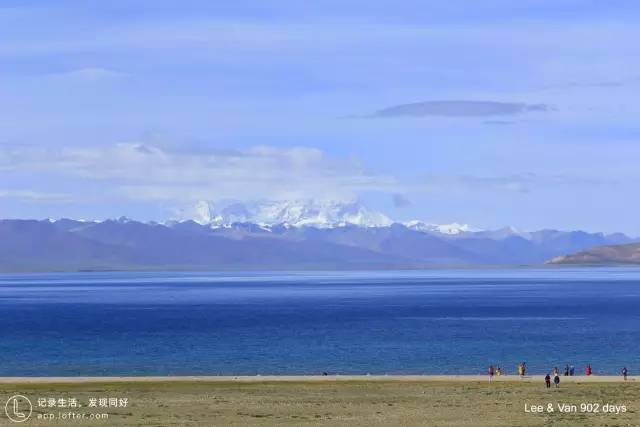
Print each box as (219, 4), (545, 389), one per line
(0, 143), (398, 203)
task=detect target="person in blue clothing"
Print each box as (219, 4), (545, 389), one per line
(569, 365), (575, 376)
(553, 373), (560, 388)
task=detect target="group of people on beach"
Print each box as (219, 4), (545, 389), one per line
(545, 364), (598, 388)
(487, 363), (630, 385)
(487, 362), (528, 380)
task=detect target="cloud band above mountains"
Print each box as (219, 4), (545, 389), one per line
(371, 100), (549, 118)
(0, 143), (397, 204)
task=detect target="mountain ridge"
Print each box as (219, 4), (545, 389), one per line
(1, 215), (636, 272)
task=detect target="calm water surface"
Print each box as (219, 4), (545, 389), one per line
(0, 268), (638, 376)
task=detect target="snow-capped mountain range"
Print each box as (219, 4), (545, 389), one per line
(176, 200), (393, 228)
(175, 199), (473, 234)
(2, 199), (637, 271)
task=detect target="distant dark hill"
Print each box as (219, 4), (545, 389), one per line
(0, 219), (412, 271)
(0, 219), (636, 271)
(547, 242), (640, 265)
(298, 224), (482, 264)
(0, 220), (133, 271)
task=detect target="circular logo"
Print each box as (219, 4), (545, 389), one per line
(5, 395), (32, 423)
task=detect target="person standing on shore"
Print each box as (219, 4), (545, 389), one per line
(563, 365), (569, 376)
(488, 365), (495, 382)
(553, 367), (559, 376)
(622, 367), (628, 381)
(569, 365), (575, 376)
(586, 364), (592, 376)
(554, 374), (560, 388)
(545, 373), (551, 388)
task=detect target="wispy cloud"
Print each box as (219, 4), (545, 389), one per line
(419, 173), (614, 194)
(370, 101), (549, 118)
(0, 189), (71, 202)
(483, 120), (517, 126)
(48, 67), (126, 82)
(540, 80), (628, 91)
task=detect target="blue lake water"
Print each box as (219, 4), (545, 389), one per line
(0, 269), (639, 376)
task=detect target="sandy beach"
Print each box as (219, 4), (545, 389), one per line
(0, 374), (635, 383)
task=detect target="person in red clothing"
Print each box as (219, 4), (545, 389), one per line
(545, 373), (551, 388)
(585, 364), (592, 376)
(488, 365), (495, 382)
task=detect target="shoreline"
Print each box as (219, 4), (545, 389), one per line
(0, 375), (635, 384)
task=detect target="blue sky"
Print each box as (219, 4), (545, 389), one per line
(1, 0), (640, 233)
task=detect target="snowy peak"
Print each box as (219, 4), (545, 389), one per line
(404, 220), (479, 235)
(472, 226), (533, 240)
(176, 199), (486, 232)
(185, 200), (216, 225)
(176, 200), (393, 228)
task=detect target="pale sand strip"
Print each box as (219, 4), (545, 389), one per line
(0, 375), (635, 384)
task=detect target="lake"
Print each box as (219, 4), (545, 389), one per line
(0, 268), (638, 376)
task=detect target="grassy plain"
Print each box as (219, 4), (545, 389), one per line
(0, 376), (637, 426)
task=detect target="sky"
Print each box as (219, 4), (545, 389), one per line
(1, 0), (640, 234)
